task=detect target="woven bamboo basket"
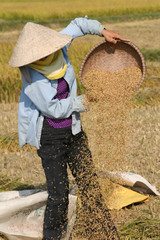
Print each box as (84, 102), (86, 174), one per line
(79, 40), (146, 91)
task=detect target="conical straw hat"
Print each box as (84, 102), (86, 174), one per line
(9, 22), (72, 67)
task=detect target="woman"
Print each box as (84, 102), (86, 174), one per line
(9, 17), (129, 240)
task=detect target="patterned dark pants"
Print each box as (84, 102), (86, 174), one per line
(37, 118), (119, 240)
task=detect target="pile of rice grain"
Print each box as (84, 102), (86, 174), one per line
(83, 66), (142, 104)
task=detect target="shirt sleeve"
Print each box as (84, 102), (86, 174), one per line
(23, 75), (86, 119)
(60, 17), (105, 47)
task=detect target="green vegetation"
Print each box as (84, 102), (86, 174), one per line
(1, 12), (160, 31)
(142, 48), (160, 62)
(119, 218), (160, 239)
(0, 42), (22, 102)
(0, 174), (35, 191)
(0, 133), (18, 147)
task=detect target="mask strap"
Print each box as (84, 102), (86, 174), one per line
(19, 66), (32, 83)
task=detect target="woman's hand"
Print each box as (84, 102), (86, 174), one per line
(102, 29), (130, 44)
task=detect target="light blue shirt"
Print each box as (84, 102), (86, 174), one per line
(18, 17), (105, 149)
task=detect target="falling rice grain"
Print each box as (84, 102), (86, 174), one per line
(82, 66), (142, 171)
(72, 67), (142, 239)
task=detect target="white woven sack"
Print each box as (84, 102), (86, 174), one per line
(0, 190), (77, 240)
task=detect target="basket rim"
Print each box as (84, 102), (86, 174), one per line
(79, 40), (146, 88)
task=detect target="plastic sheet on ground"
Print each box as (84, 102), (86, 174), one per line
(98, 171), (160, 196)
(97, 171), (160, 210)
(102, 182), (149, 210)
(0, 190), (77, 240)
